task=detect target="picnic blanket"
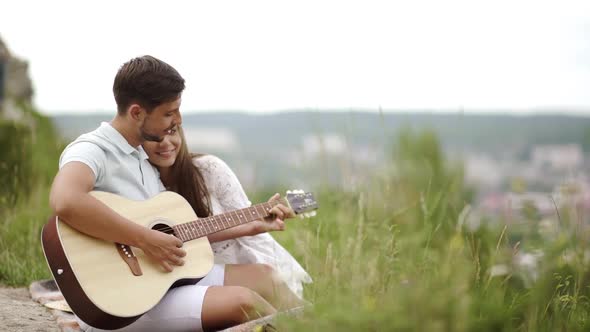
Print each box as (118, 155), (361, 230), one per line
(29, 279), (81, 332)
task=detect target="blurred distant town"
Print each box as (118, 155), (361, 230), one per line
(465, 143), (589, 232)
(51, 111), (590, 232)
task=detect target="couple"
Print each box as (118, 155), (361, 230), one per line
(49, 55), (311, 331)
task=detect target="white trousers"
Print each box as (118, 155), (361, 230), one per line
(79, 264), (226, 332)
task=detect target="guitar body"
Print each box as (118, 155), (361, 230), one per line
(42, 191), (214, 330)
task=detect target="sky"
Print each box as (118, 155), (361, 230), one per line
(1, 0), (589, 115)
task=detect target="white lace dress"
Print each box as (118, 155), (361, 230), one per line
(193, 155), (312, 298)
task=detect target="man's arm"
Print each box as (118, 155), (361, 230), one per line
(49, 162), (186, 272)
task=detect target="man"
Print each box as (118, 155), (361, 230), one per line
(50, 56), (296, 331)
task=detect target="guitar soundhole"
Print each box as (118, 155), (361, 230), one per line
(152, 223), (176, 236)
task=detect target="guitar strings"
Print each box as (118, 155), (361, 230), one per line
(147, 202), (277, 237)
(144, 196), (311, 238)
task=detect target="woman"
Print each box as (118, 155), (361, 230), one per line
(141, 124), (312, 331)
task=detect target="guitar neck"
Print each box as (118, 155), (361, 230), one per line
(170, 201), (281, 242)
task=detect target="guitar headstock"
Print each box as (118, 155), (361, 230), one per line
(283, 190), (318, 219)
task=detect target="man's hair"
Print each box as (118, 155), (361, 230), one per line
(113, 55), (185, 115)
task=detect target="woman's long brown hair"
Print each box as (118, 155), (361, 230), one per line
(165, 126), (212, 218)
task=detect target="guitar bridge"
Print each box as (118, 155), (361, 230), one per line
(115, 243), (143, 276)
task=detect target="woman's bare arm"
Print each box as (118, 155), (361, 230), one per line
(206, 194), (293, 243)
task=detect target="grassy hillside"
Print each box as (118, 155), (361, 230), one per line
(0, 103), (64, 285)
(2, 109), (590, 329)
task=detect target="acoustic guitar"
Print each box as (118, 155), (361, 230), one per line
(42, 190), (318, 330)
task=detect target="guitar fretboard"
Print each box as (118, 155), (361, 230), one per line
(171, 201), (279, 242)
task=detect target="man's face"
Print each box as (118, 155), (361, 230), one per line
(140, 97), (182, 143)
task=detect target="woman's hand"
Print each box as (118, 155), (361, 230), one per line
(248, 193), (295, 235)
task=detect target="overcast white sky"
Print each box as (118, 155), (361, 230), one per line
(1, 0), (589, 115)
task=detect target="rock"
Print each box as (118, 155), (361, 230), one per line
(0, 36), (34, 122)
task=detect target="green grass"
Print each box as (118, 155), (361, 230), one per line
(1, 110), (590, 330)
(0, 187), (55, 285)
(258, 129), (590, 331)
(0, 103), (63, 286)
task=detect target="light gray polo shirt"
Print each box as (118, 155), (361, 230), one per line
(59, 122), (165, 200)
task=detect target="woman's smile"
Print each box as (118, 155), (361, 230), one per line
(156, 148), (176, 158)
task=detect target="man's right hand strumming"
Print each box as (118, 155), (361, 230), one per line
(136, 228), (187, 272)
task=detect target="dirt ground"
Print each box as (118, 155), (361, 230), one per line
(0, 285), (298, 332)
(0, 287), (58, 332)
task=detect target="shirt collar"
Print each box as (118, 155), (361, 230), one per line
(99, 122), (139, 155)
(137, 145), (150, 161)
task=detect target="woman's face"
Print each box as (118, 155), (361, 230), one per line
(143, 126), (181, 168)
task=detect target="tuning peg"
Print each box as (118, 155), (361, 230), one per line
(310, 211), (317, 217)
